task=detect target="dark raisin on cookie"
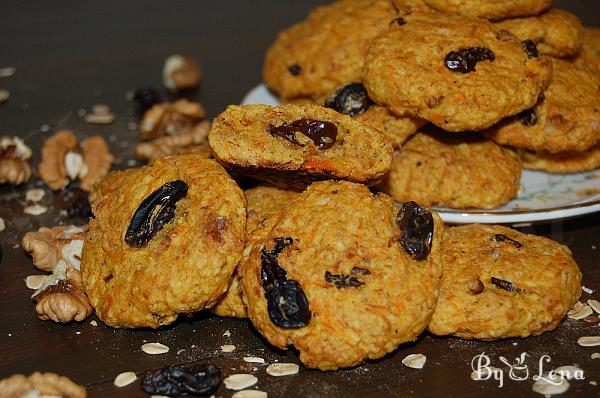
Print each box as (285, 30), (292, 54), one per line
(392, 17), (406, 26)
(522, 39), (540, 59)
(324, 271), (365, 288)
(491, 234), (524, 248)
(490, 277), (520, 293)
(288, 64), (301, 76)
(396, 201), (434, 260)
(324, 83), (373, 116)
(444, 47), (495, 74)
(269, 119), (337, 149)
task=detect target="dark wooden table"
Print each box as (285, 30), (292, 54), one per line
(1, 1), (599, 397)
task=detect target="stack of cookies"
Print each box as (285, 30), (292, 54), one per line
(79, 0), (587, 372)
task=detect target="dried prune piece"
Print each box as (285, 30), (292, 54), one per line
(125, 180), (188, 247)
(396, 201), (434, 260)
(490, 277), (520, 293)
(141, 363), (221, 396)
(491, 234), (523, 248)
(324, 271), (364, 288)
(324, 83), (373, 116)
(444, 47), (495, 74)
(134, 86), (163, 114)
(288, 64), (301, 76)
(522, 39), (539, 59)
(265, 279), (311, 329)
(269, 119), (337, 150)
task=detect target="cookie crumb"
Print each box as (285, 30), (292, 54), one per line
(114, 371), (137, 387)
(24, 204), (48, 215)
(224, 374), (258, 390)
(401, 353), (426, 369)
(141, 342), (170, 355)
(266, 363), (299, 377)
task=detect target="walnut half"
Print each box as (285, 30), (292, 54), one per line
(135, 120), (212, 160)
(22, 225), (86, 272)
(139, 99), (206, 140)
(0, 372), (86, 398)
(0, 136), (32, 185)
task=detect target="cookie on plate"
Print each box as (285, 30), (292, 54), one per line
(363, 11), (553, 132)
(263, 0), (398, 99)
(380, 132), (521, 209)
(494, 9), (584, 58)
(208, 104), (393, 190)
(240, 181), (444, 370)
(519, 146), (600, 173)
(573, 28), (600, 75)
(429, 224), (582, 340)
(422, 0), (550, 20)
(81, 154), (246, 328)
(486, 59), (600, 154)
(212, 186), (299, 319)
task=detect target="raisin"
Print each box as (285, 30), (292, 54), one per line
(490, 277), (520, 293)
(141, 363), (221, 397)
(324, 83), (372, 116)
(62, 188), (93, 219)
(444, 47), (495, 74)
(518, 93), (544, 126)
(522, 39), (539, 59)
(288, 64), (301, 76)
(396, 201), (434, 260)
(260, 237), (293, 287)
(491, 234), (523, 248)
(351, 266), (370, 275)
(103, 274), (113, 283)
(269, 119), (337, 150)
(392, 17), (406, 26)
(468, 279), (484, 295)
(125, 180), (188, 247)
(324, 271), (364, 288)
(134, 86), (162, 114)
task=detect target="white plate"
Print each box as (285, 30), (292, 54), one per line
(241, 83), (600, 225)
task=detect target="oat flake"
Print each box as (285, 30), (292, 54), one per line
(23, 204), (48, 215)
(221, 344), (236, 353)
(232, 390), (268, 398)
(224, 374), (258, 390)
(582, 286), (594, 294)
(243, 356), (265, 364)
(114, 371), (137, 387)
(401, 353), (426, 369)
(588, 300), (600, 314)
(141, 342), (169, 355)
(25, 188), (45, 202)
(266, 363), (299, 377)
(25, 275), (47, 290)
(0, 217), (5, 232)
(578, 336), (600, 347)
(568, 305), (593, 320)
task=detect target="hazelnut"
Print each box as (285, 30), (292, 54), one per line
(162, 54), (202, 92)
(135, 120), (211, 160)
(139, 99), (206, 140)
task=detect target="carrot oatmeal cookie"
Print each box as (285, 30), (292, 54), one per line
(363, 11), (553, 132)
(240, 181), (444, 370)
(380, 131), (521, 209)
(573, 27), (600, 75)
(208, 104), (393, 190)
(429, 224), (582, 340)
(519, 146), (600, 173)
(81, 154), (246, 328)
(422, 0), (550, 20)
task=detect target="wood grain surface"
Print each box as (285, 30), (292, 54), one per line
(1, 1), (599, 397)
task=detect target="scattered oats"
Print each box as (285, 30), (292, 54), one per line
(90, 320), (98, 326)
(77, 108), (86, 117)
(588, 300), (600, 314)
(532, 374), (570, 395)
(266, 363), (299, 377)
(578, 336), (600, 347)
(568, 301), (585, 314)
(592, 353), (600, 359)
(402, 353), (426, 369)
(141, 342), (170, 355)
(85, 113), (115, 124)
(224, 374), (258, 390)
(92, 104), (110, 115)
(590, 381), (598, 386)
(176, 349), (186, 355)
(127, 159), (137, 167)
(221, 344), (236, 353)
(114, 371), (137, 387)
(40, 124), (50, 132)
(0, 67), (16, 78)
(127, 121), (138, 131)
(582, 286), (594, 294)
(223, 330), (231, 337)
(232, 390), (267, 398)
(243, 357), (265, 364)
(512, 342), (518, 346)
(75, 331), (81, 335)
(592, 245), (597, 250)
(26, 188), (45, 202)
(26, 275), (47, 290)
(0, 217), (5, 232)
(471, 366), (502, 381)
(24, 204), (48, 215)
(0, 89), (9, 103)
(554, 365), (584, 380)
(568, 305), (593, 320)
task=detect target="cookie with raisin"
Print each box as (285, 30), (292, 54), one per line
(486, 59), (600, 154)
(81, 154), (246, 328)
(429, 224), (582, 340)
(212, 186), (299, 319)
(208, 104), (393, 190)
(494, 9), (584, 58)
(239, 181), (444, 370)
(573, 27), (600, 75)
(363, 11), (553, 132)
(263, 0), (398, 99)
(519, 146), (600, 174)
(380, 131), (521, 209)
(422, 0), (550, 20)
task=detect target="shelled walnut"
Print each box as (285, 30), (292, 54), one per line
(0, 136), (32, 185)
(162, 54), (202, 92)
(135, 120), (212, 160)
(0, 372), (86, 398)
(38, 130), (114, 191)
(22, 225), (86, 271)
(139, 99), (206, 140)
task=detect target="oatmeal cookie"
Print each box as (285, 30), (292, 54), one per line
(494, 9), (584, 58)
(429, 224), (582, 340)
(486, 59), (600, 154)
(363, 12), (553, 132)
(263, 0), (398, 99)
(422, 0), (550, 20)
(81, 154), (246, 328)
(212, 186), (299, 319)
(240, 181), (444, 370)
(208, 104), (393, 190)
(573, 28), (600, 75)
(380, 132), (521, 209)
(519, 146), (600, 173)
